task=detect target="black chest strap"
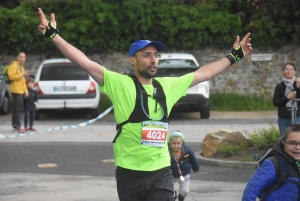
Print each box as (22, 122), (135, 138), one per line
(112, 76), (168, 143)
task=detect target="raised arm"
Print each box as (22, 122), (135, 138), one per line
(191, 33), (253, 87)
(37, 8), (104, 85)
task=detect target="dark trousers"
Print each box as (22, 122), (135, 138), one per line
(278, 116), (300, 136)
(115, 166), (174, 201)
(24, 109), (35, 128)
(11, 93), (24, 128)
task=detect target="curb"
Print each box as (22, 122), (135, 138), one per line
(195, 151), (258, 169)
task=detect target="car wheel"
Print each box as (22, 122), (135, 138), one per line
(34, 110), (40, 120)
(0, 95), (9, 115)
(200, 103), (210, 119)
(90, 108), (100, 119)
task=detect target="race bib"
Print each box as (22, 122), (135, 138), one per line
(140, 121), (168, 147)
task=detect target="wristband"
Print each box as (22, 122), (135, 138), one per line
(225, 54), (235, 66)
(230, 44), (245, 62)
(43, 21), (59, 40)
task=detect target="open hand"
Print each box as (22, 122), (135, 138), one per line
(233, 32), (253, 56)
(37, 8), (57, 34)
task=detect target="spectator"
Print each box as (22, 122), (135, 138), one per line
(24, 77), (38, 131)
(7, 52), (30, 133)
(273, 63), (300, 135)
(168, 131), (199, 201)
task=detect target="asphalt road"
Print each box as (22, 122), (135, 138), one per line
(0, 110), (275, 182)
(0, 142), (256, 183)
(0, 110), (277, 201)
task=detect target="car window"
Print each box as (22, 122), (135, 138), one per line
(157, 59), (197, 68)
(156, 59), (198, 77)
(40, 63), (89, 81)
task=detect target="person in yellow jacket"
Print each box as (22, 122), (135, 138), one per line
(7, 52), (30, 133)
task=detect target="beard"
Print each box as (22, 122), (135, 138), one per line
(138, 66), (157, 79)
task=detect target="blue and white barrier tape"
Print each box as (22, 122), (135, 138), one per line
(0, 105), (114, 140)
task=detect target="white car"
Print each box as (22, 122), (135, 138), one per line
(34, 58), (100, 120)
(156, 53), (210, 118)
(0, 73), (10, 115)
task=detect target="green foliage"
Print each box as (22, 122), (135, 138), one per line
(210, 92), (276, 111)
(1, 0), (299, 54)
(0, 5), (42, 54)
(0, 0), (242, 55)
(0, 0), (21, 9)
(248, 125), (281, 149)
(218, 144), (245, 157)
(246, 0), (300, 48)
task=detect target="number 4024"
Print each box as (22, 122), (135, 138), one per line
(146, 131), (166, 140)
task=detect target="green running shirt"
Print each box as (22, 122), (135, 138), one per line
(99, 67), (194, 171)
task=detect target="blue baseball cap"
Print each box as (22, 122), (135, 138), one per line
(129, 40), (164, 57)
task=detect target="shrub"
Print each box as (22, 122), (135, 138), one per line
(217, 144), (245, 157)
(248, 124), (280, 149)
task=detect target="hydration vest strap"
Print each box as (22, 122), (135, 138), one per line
(112, 76), (168, 143)
(112, 120), (130, 143)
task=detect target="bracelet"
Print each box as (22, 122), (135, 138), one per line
(43, 21), (59, 40)
(225, 54), (235, 66)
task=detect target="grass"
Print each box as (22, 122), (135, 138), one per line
(210, 92), (276, 111)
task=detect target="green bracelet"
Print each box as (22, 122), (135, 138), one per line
(43, 21), (59, 40)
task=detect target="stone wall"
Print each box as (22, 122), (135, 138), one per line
(1, 44), (299, 97)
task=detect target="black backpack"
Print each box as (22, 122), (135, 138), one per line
(256, 148), (300, 201)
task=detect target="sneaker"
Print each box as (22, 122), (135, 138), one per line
(17, 128), (26, 133)
(25, 127), (29, 131)
(29, 127), (36, 131)
(12, 126), (18, 132)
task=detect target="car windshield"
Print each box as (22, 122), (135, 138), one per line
(40, 63), (89, 81)
(156, 59), (198, 77)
